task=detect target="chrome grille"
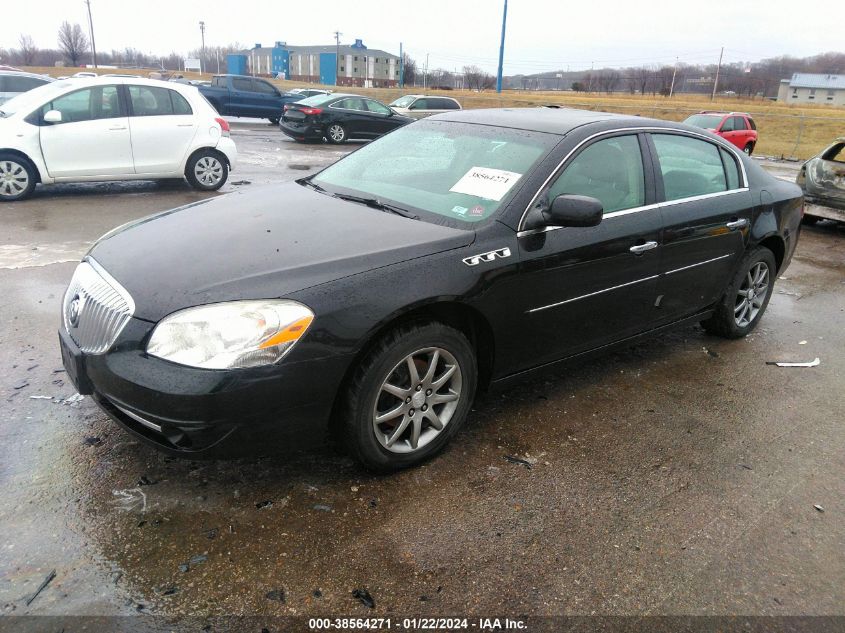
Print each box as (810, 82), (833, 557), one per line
(63, 260), (135, 354)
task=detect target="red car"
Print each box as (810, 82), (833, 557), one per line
(683, 111), (758, 155)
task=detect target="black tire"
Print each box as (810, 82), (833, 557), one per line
(325, 123), (347, 144)
(268, 116), (280, 125)
(184, 149), (228, 191)
(342, 322), (477, 472)
(801, 214), (820, 225)
(701, 246), (777, 339)
(0, 153), (37, 202)
(743, 142), (754, 156)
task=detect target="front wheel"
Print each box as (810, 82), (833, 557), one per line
(0, 154), (37, 202)
(185, 150), (228, 191)
(342, 322), (477, 472)
(268, 116), (280, 125)
(326, 123), (347, 144)
(701, 246), (776, 338)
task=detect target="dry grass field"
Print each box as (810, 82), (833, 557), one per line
(22, 66), (845, 160)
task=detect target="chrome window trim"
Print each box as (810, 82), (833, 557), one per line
(516, 187), (750, 238)
(526, 275), (659, 314)
(664, 253), (732, 275)
(517, 126), (749, 232)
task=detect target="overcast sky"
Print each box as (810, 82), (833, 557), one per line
(3, 0), (843, 73)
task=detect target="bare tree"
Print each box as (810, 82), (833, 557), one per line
(18, 34), (38, 66)
(57, 22), (89, 66)
(598, 69), (621, 93)
(463, 65), (485, 91)
(402, 53), (417, 86)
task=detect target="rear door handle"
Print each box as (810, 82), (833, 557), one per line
(629, 241), (658, 255)
(726, 219), (749, 229)
(176, 123), (194, 127)
(108, 126), (126, 131)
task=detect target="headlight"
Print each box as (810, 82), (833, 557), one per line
(147, 300), (314, 369)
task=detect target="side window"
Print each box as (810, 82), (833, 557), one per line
(212, 76), (223, 87)
(128, 85), (176, 116)
(232, 77), (253, 92)
(252, 79), (278, 95)
(170, 90), (193, 115)
(41, 86), (122, 123)
(720, 148), (741, 190)
(7, 76), (48, 92)
(365, 100), (391, 115)
(334, 98), (366, 111)
(410, 98), (429, 110)
(548, 135), (645, 214)
(441, 98), (460, 110)
(732, 116), (747, 130)
(720, 117), (734, 132)
(652, 134), (727, 201)
(822, 143), (845, 163)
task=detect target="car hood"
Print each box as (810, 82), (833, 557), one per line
(89, 182), (475, 322)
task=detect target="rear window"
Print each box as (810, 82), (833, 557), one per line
(746, 116), (756, 130)
(298, 93), (339, 106)
(684, 114), (724, 130)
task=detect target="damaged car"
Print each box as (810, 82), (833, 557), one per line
(797, 137), (845, 223)
(59, 108), (803, 472)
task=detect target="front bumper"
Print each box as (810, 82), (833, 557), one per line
(59, 319), (348, 457)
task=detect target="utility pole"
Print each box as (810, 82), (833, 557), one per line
(587, 61), (594, 92)
(496, 0), (508, 93)
(399, 42), (404, 88)
(424, 53), (429, 90)
(199, 21), (206, 74)
(669, 56), (678, 98)
(334, 30), (342, 86)
(711, 46), (724, 101)
(85, 0), (98, 68)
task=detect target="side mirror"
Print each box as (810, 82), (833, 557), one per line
(43, 110), (62, 124)
(544, 194), (603, 227)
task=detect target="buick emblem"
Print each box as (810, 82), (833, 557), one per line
(68, 294), (82, 328)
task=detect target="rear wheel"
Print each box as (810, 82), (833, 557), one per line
(326, 123), (347, 144)
(743, 142), (754, 155)
(185, 149), (228, 191)
(342, 322), (477, 472)
(268, 116), (280, 125)
(701, 246), (776, 339)
(0, 154), (37, 202)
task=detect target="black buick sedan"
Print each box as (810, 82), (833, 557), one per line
(279, 93), (413, 143)
(60, 108), (803, 471)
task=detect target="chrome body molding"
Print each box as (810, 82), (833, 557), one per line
(664, 253), (732, 275)
(527, 275), (660, 313)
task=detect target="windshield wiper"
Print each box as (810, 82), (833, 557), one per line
(332, 193), (420, 220)
(299, 177), (327, 193)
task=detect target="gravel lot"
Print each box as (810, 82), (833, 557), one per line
(1, 125), (843, 623)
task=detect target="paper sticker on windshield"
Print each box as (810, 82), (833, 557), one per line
(451, 205), (468, 216)
(449, 167), (523, 201)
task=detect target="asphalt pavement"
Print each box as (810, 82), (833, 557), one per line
(1, 129), (843, 623)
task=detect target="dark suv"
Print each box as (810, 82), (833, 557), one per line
(683, 111), (758, 155)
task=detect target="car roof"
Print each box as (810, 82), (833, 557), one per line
(428, 106), (736, 138)
(0, 70), (55, 81)
(696, 110), (752, 117)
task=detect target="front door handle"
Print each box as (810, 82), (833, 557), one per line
(629, 241), (658, 255)
(108, 126), (126, 131)
(726, 218), (749, 229)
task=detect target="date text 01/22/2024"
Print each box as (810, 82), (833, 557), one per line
(308, 617), (527, 630)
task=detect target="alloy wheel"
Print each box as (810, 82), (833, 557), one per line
(0, 160), (29, 198)
(734, 261), (769, 327)
(194, 156), (223, 186)
(328, 125), (345, 142)
(372, 347), (462, 454)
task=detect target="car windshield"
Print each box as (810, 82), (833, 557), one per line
(298, 93), (339, 106)
(311, 120), (559, 226)
(389, 96), (416, 108)
(684, 114), (724, 130)
(0, 80), (74, 117)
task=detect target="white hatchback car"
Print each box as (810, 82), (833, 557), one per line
(0, 77), (237, 201)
